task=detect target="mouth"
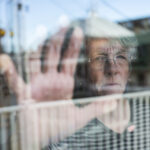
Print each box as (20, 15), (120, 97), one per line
(104, 83), (120, 86)
(101, 83), (122, 92)
(95, 82), (125, 96)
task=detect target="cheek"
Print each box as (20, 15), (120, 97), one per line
(88, 68), (104, 85)
(121, 66), (129, 83)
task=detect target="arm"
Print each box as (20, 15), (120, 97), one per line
(48, 98), (117, 143)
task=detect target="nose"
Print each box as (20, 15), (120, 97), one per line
(104, 58), (119, 76)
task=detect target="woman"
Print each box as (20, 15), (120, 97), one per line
(48, 34), (135, 149)
(48, 16), (150, 149)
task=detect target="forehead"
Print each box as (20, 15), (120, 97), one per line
(87, 38), (127, 56)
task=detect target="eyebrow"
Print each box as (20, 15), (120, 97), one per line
(116, 49), (128, 54)
(97, 50), (127, 56)
(97, 52), (108, 56)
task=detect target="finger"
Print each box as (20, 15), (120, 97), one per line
(60, 27), (83, 76)
(43, 28), (68, 73)
(0, 54), (27, 101)
(28, 48), (41, 80)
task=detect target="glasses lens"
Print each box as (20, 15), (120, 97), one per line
(115, 53), (129, 65)
(89, 53), (129, 70)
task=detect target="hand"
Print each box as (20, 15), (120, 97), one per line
(0, 27), (83, 103)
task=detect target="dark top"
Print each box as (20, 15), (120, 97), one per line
(48, 98), (150, 150)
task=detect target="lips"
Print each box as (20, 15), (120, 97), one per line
(104, 83), (120, 86)
(96, 82), (124, 95)
(102, 83), (121, 92)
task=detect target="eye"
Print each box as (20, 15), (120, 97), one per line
(95, 56), (107, 62)
(116, 55), (128, 60)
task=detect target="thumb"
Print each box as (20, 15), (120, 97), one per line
(0, 54), (27, 102)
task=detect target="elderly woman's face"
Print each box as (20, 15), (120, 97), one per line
(87, 39), (129, 96)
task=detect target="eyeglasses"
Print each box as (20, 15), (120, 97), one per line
(88, 52), (130, 70)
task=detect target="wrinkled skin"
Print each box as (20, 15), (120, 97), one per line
(87, 39), (129, 96)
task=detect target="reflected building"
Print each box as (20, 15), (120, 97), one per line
(119, 17), (150, 91)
